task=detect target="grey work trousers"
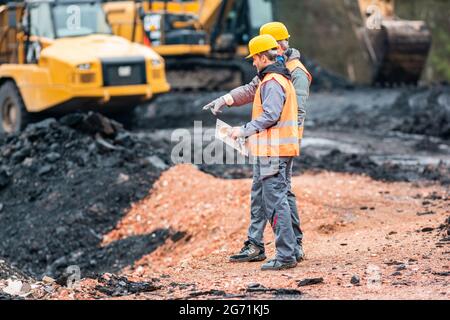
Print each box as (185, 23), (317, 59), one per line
(247, 156), (302, 263)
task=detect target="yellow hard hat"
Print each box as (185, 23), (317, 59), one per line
(246, 34), (279, 59)
(260, 22), (290, 41)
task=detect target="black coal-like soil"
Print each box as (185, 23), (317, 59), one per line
(0, 259), (31, 281)
(393, 87), (450, 139)
(198, 149), (450, 185)
(94, 274), (161, 297)
(315, 86), (450, 140)
(0, 113), (174, 279)
(0, 292), (23, 300)
(298, 149), (449, 184)
(138, 85), (450, 184)
(302, 56), (352, 91)
(136, 123), (449, 184)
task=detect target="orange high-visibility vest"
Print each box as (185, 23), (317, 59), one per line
(248, 73), (300, 157)
(286, 58), (311, 144)
(286, 59), (312, 84)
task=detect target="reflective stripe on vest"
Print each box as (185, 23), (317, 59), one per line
(249, 136), (300, 145)
(272, 121), (304, 141)
(286, 59), (312, 84)
(249, 73), (300, 157)
(273, 120), (297, 128)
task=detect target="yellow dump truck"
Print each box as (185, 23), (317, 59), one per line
(0, 0), (170, 133)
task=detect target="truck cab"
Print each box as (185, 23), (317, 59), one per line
(0, 0), (170, 133)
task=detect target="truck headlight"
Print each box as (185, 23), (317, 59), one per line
(151, 59), (161, 66)
(77, 63), (92, 70)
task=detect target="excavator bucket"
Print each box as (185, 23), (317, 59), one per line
(366, 20), (432, 85)
(358, 0), (432, 85)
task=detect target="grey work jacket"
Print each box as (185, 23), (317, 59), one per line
(229, 48), (310, 127)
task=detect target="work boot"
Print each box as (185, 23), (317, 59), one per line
(229, 243), (266, 263)
(296, 244), (305, 262)
(261, 259), (297, 271)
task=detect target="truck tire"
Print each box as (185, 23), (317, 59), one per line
(0, 81), (29, 134)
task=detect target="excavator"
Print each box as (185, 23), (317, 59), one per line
(103, 0), (273, 90)
(103, 0), (432, 90)
(0, 0), (170, 133)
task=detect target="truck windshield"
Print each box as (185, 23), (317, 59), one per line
(52, 2), (112, 38)
(27, 2), (112, 39)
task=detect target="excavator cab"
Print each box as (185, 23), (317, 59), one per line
(141, 6), (207, 46)
(137, 0), (275, 52)
(215, 0), (275, 54)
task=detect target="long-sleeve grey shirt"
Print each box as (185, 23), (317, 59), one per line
(228, 48), (310, 127)
(241, 79), (286, 137)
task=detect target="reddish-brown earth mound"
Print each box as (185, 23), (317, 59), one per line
(51, 164), (448, 299)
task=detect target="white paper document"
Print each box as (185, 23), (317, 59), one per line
(215, 119), (249, 156)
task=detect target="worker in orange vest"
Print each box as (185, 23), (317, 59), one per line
(203, 22), (310, 266)
(226, 34), (300, 270)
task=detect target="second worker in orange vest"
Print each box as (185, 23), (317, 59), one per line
(228, 34), (299, 271)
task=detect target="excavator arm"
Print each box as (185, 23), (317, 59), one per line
(358, 0), (395, 18)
